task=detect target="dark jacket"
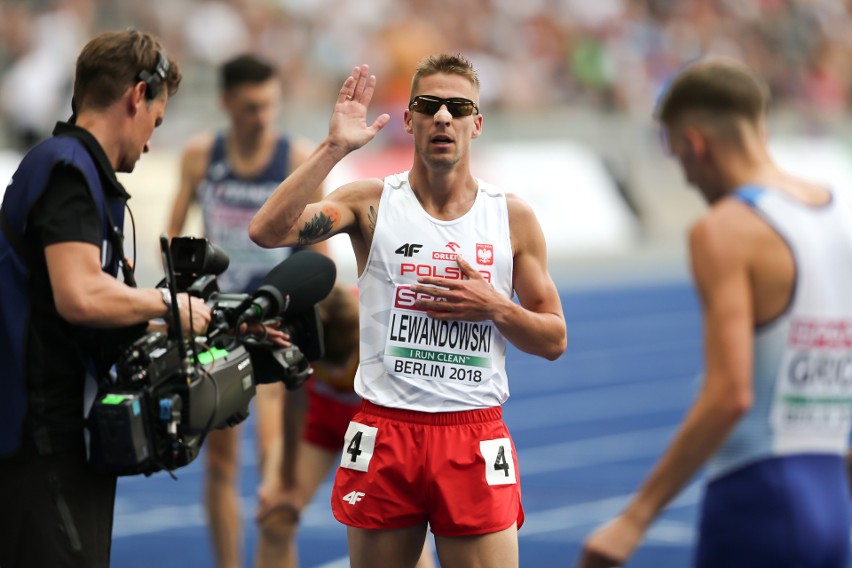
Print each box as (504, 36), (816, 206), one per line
(0, 122), (132, 457)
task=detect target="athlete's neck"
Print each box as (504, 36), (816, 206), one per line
(408, 168), (478, 220)
(229, 129), (273, 155)
(226, 130), (276, 176)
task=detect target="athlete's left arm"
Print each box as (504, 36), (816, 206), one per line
(579, 205), (755, 567)
(498, 195), (567, 360)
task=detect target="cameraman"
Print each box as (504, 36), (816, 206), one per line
(0, 30), (210, 568)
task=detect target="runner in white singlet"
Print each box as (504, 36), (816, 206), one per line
(249, 55), (567, 568)
(581, 58), (852, 568)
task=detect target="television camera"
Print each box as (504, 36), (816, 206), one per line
(87, 236), (336, 477)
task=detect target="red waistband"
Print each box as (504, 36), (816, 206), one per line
(360, 399), (502, 425)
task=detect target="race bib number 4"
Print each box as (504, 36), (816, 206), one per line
(480, 438), (517, 485)
(384, 285), (495, 386)
(340, 421), (378, 472)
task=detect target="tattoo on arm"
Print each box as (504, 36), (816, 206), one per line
(368, 206), (377, 235)
(298, 211), (334, 245)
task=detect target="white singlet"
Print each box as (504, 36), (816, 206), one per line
(707, 185), (852, 480)
(355, 171), (514, 412)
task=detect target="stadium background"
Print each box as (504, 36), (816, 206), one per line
(2, 1), (852, 566)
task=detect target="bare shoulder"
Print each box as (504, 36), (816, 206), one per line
(302, 177), (381, 237)
(689, 197), (760, 278)
(180, 132), (215, 175)
(505, 192), (540, 234)
(505, 192), (543, 254)
(182, 132), (215, 161)
(329, 177), (384, 206)
(504, 191), (535, 217)
(693, 196), (766, 245)
(691, 199), (744, 251)
(306, 178), (383, 254)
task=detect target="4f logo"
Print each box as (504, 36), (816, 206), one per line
(395, 243), (423, 257)
(342, 491), (365, 505)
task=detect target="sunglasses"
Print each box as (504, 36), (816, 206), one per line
(409, 95), (479, 117)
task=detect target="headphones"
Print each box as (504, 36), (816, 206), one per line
(136, 51), (170, 100)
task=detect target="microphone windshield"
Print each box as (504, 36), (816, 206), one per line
(261, 251), (337, 316)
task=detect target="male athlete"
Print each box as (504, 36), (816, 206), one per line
(250, 55), (566, 567)
(581, 58), (852, 567)
(167, 53), (323, 568)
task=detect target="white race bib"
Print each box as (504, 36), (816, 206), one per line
(383, 284), (495, 387)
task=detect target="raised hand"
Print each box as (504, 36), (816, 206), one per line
(328, 64), (390, 154)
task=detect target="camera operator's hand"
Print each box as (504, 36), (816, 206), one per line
(177, 293), (212, 334)
(241, 319), (291, 348)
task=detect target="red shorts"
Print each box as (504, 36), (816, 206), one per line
(331, 400), (524, 537)
(303, 381), (361, 451)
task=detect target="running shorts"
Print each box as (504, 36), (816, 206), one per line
(303, 381), (360, 452)
(695, 454), (850, 568)
(331, 400), (524, 536)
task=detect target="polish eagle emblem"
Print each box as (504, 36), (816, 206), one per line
(476, 243), (493, 265)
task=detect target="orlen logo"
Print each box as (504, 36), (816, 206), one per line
(476, 243), (493, 265)
(432, 241), (462, 262)
(433, 241), (461, 261)
(400, 263), (492, 283)
(432, 251), (458, 261)
(394, 285), (445, 312)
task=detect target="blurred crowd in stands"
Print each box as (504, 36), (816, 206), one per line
(1, 0), (851, 150)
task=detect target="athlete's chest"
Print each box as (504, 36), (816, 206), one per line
(374, 211), (508, 287)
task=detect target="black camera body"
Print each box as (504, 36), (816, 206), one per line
(89, 332), (255, 475)
(87, 237), (334, 477)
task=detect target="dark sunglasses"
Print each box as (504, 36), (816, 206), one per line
(409, 95), (479, 117)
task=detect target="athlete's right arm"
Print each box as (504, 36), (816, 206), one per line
(249, 64), (389, 249)
(167, 135), (212, 238)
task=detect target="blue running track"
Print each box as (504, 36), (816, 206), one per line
(110, 279), (849, 567)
